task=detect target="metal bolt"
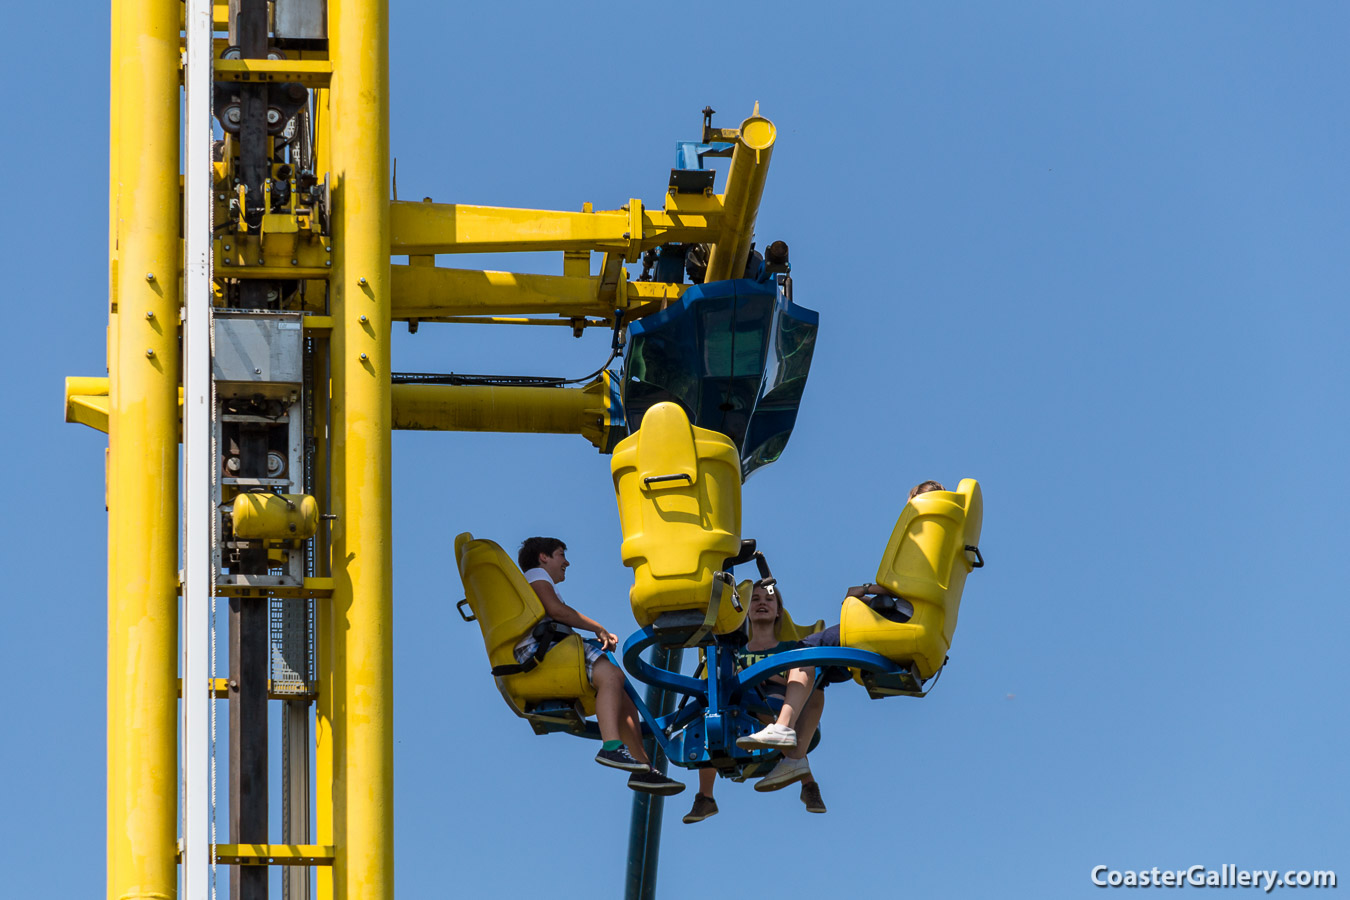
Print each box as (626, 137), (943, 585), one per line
(266, 108), (282, 125)
(145, 272), (155, 282)
(325, 246), (332, 253)
(359, 315), (368, 323)
(358, 276), (367, 286)
(324, 260), (332, 267)
(145, 348), (155, 358)
(290, 259), (298, 266)
(689, 752), (697, 760)
(145, 311), (154, 320)
(218, 193), (226, 201)
(223, 244), (231, 251)
(254, 367), (262, 375)
(258, 258), (264, 265)
(359, 353), (368, 361)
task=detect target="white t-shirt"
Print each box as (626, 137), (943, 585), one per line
(522, 567), (558, 596)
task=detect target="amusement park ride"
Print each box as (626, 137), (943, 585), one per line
(63, 1), (984, 898)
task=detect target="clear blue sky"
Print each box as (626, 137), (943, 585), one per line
(3, 2), (1347, 897)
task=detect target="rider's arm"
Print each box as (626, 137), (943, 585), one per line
(845, 582), (895, 599)
(528, 579), (617, 649)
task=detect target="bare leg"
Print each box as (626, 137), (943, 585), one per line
(592, 659), (653, 763)
(698, 767), (716, 798)
(616, 692), (651, 766)
(774, 667), (816, 729)
(784, 688), (824, 765)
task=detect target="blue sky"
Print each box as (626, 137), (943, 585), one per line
(2, 1), (1347, 897)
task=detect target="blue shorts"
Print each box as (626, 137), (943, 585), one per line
(799, 625), (851, 687)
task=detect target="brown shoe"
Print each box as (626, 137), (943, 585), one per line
(800, 781), (826, 813)
(682, 792), (719, 823)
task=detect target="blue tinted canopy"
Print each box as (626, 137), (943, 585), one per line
(621, 277), (818, 479)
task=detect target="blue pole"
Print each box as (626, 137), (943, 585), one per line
(624, 644), (684, 900)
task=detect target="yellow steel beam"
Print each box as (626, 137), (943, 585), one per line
(108, 0), (181, 897)
(210, 845), (336, 867)
(389, 194), (724, 256)
(389, 264), (685, 320)
(704, 109), (777, 282)
(213, 58), (334, 88)
(329, 0), (394, 896)
(390, 377), (615, 449)
(176, 678), (321, 701)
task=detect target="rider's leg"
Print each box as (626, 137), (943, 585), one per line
(594, 659), (651, 765)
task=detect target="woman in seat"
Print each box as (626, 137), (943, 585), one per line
(515, 536), (684, 796)
(735, 481), (943, 761)
(683, 581), (826, 823)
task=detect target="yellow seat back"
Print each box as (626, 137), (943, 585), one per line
(611, 402), (745, 633)
(839, 479), (983, 680)
(777, 606), (826, 643)
(455, 532), (596, 717)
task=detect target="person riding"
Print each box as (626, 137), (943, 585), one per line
(514, 536), (684, 796)
(736, 481), (946, 764)
(683, 580), (827, 823)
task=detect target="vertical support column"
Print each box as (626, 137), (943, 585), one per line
(313, 335), (335, 900)
(182, 0), (215, 898)
(107, 0), (181, 897)
(328, 0), (393, 897)
(624, 646), (684, 900)
(105, 1), (122, 896)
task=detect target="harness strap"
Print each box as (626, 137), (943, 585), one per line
(490, 618), (576, 677)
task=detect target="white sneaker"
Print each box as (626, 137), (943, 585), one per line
(754, 755), (812, 792)
(736, 723), (797, 750)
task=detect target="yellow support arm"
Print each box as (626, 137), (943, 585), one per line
(389, 195), (723, 257)
(389, 264), (685, 320)
(705, 109), (776, 282)
(391, 378), (616, 449)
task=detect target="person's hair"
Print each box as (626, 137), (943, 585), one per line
(518, 537), (566, 572)
(909, 480), (945, 500)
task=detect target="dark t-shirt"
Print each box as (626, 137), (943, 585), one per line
(735, 640), (803, 672)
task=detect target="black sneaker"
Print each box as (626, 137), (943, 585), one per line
(595, 746), (649, 772)
(800, 781), (827, 813)
(628, 769), (686, 796)
(682, 792), (719, 823)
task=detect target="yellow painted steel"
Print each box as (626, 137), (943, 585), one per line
(391, 376), (617, 449)
(390, 199), (724, 256)
(455, 533), (599, 719)
(611, 402), (744, 631)
(704, 109), (776, 282)
(232, 493), (321, 540)
(106, 3), (120, 894)
(328, 0), (394, 896)
(107, 0), (181, 897)
(390, 264), (686, 320)
(839, 478), (984, 680)
(211, 845), (336, 867)
(213, 58), (335, 87)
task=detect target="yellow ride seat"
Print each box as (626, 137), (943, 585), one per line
(454, 532), (597, 719)
(611, 401), (746, 635)
(839, 478), (983, 681)
(777, 606), (826, 643)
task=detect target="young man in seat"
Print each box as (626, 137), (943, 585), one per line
(515, 536), (684, 796)
(735, 481), (944, 777)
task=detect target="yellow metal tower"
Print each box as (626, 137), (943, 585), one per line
(67, 2), (779, 897)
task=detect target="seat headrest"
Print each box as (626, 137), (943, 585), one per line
(636, 402), (699, 490)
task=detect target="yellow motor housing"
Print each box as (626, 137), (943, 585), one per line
(231, 493), (319, 540)
(840, 478), (983, 681)
(611, 402), (744, 633)
(455, 532), (597, 718)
